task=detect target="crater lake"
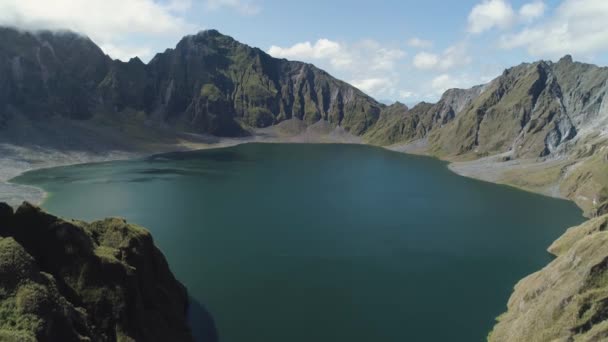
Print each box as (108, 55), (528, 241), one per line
(13, 143), (585, 342)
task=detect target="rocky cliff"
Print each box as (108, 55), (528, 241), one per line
(3, 27), (606, 214)
(428, 56), (607, 159)
(364, 86), (485, 145)
(364, 55), (608, 217)
(0, 27), (382, 139)
(0, 202), (195, 341)
(2, 26), (608, 340)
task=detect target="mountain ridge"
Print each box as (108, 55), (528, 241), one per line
(2, 26), (608, 341)
(1, 27), (383, 138)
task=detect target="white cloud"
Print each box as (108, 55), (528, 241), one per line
(430, 73), (490, 96)
(204, 0), (260, 15)
(519, 1), (546, 21)
(357, 40), (407, 71)
(373, 48), (406, 70)
(468, 0), (516, 34)
(431, 74), (458, 93)
(268, 39), (352, 68)
(268, 40), (340, 60)
(351, 78), (396, 95)
(0, 0), (196, 61)
(164, 0), (193, 12)
(413, 52), (440, 69)
(399, 90), (417, 99)
(500, 0), (608, 57)
(268, 39), (405, 71)
(99, 43), (153, 62)
(268, 39), (406, 99)
(413, 44), (472, 71)
(407, 37), (433, 48)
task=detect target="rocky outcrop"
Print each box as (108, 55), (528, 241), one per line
(363, 86), (484, 146)
(0, 202), (194, 341)
(428, 56), (608, 160)
(489, 215), (608, 342)
(0, 27), (382, 138)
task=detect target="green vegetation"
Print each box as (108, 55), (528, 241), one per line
(0, 203), (194, 341)
(489, 216), (608, 341)
(1, 27), (383, 138)
(561, 149), (608, 216)
(244, 107), (275, 127)
(4, 25), (608, 341)
(200, 84), (224, 101)
(500, 161), (571, 195)
(0, 285), (41, 340)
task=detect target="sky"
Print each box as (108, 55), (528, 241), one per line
(1, 0), (607, 104)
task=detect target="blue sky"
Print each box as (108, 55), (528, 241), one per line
(2, 0), (607, 103)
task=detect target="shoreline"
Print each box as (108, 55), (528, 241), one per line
(3, 130), (594, 340)
(1, 122), (364, 207)
(0, 130), (584, 212)
(4, 133), (579, 213)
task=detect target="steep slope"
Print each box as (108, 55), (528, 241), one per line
(362, 56), (608, 216)
(429, 56), (608, 160)
(489, 215), (608, 342)
(3, 26), (608, 341)
(364, 86), (484, 145)
(0, 202), (195, 341)
(0, 27), (382, 139)
(0, 27), (110, 123)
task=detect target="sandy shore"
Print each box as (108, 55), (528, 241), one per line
(0, 144), (141, 206)
(0, 120), (366, 207)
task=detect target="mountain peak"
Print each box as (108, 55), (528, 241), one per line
(198, 29), (222, 37)
(177, 29), (237, 51)
(558, 54), (574, 64)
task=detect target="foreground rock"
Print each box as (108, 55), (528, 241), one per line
(0, 202), (194, 341)
(489, 215), (608, 341)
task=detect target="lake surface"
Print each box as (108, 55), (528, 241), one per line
(14, 143), (584, 342)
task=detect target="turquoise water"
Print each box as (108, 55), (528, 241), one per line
(14, 143), (584, 341)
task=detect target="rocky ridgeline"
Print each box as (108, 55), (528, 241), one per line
(377, 56), (608, 216)
(0, 202), (194, 341)
(2, 26), (608, 340)
(2, 26), (607, 215)
(0, 24), (608, 214)
(0, 28), (381, 137)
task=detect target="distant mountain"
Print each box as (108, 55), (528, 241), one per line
(2, 26), (608, 215)
(364, 87), (484, 145)
(367, 55), (608, 161)
(366, 56), (608, 217)
(0, 28), (109, 121)
(429, 55), (608, 159)
(3, 26), (606, 164)
(3, 26), (608, 341)
(0, 27), (382, 137)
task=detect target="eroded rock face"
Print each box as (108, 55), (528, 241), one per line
(0, 202), (194, 342)
(363, 86), (485, 146)
(430, 57), (608, 159)
(0, 27), (382, 138)
(489, 215), (608, 342)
